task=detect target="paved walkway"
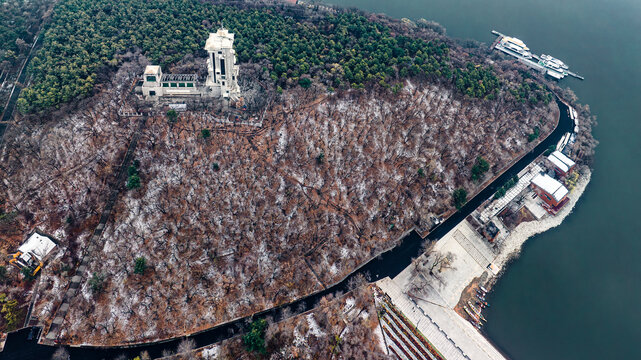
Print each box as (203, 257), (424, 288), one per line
(381, 215), (510, 360)
(40, 117), (148, 344)
(395, 220), (490, 308)
(479, 164), (543, 223)
(377, 277), (506, 360)
(414, 297), (506, 360)
(453, 229), (492, 269)
(377, 277), (470, 360)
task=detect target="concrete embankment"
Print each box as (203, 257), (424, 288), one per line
(492, 168), (591, 273)
(375, 167), (591, 360)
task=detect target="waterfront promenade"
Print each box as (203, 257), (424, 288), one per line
(377, 217), (507, 360)
(377, 277), (502, 360)
(375, 168), (591, 360)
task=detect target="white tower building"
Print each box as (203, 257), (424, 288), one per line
(204, 28), (240, 100)
(139, 28), (241, 102)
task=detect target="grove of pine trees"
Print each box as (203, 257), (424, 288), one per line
(0, 0), (52, 71)
(17, 0), (500, 113)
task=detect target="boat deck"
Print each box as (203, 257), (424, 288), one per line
(491, 30), (584, 80)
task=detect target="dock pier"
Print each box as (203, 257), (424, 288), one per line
(566, 71), (584, 80)
(489, 35), (503, 53)
(490, 30), (583, 80)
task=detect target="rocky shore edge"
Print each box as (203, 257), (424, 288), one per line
(491, 166), (592, 277)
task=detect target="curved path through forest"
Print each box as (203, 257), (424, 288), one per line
(0, 99), (574, 360)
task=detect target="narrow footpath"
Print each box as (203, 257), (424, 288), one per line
(36, 116), (148, 345)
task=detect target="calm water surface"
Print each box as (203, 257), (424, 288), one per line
(327, 0), (641, 359)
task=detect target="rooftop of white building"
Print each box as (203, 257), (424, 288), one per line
(531, 173), (568, 202)
(548, 150), (576, 173)
(144, 65), (161, 75)
(204, 28), (235, 51)
(18, 232), (57, 261)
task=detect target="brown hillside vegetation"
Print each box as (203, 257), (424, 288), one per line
(197, 285), (388, 360)
(42, 76), (556, 344)
(0, 2), (579, 343)
(0, 66), (138, 256)
(0, 67), (140, 327)
(0, 0), (602, 346)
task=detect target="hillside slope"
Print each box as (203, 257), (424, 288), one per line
(0, 1), (565, 344)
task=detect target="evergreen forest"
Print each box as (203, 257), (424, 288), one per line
(18, 0), (504, 112)
(0, 0), (52, 71)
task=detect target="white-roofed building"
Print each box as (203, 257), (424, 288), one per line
(144, 65), (160, 75)
(530, 173), (569, 208)
(204, 28), (235, 50)
(204, 27), (240, 100)
(547, 150), (576, 176)
(140, 28), (240, 101)
(10, 232), (57, 275)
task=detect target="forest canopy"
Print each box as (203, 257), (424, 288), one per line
(0, 0), (51, 71)
(18, 0), (501, 113)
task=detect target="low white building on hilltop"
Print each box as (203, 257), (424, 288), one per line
(141, 28), (241, 101)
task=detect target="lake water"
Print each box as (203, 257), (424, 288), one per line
(327, 0), (641, 359)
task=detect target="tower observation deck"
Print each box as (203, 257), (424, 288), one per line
(205, 28), (241, 100)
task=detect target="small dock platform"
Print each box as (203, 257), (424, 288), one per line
(566, 71), (584, 80)
(489, 30), (505, 52)
(489, 35), (503, 53)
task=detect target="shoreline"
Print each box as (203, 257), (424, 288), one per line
(490, 167), (592, 279)
(0, 0), (599, 353)
(374, 167), (592, 360)
(475, 168), (592, 359)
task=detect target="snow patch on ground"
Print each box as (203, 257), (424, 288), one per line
(344, 297), (355, 313)
(293, 328), (307, 347)
(373, 316), (388, 354)
(201, 345), (219, 359)
(306, 314), (325, 337)
(329, 263), (338, 275)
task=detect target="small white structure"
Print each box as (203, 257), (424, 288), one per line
(10, 232), (57, 274)
(141, 27), (240, 101)
(168, 103), (187, 112)
(547, 150), (576, 176)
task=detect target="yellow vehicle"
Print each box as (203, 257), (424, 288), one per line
(9, 251), (43, 276)
(9, 232), (56, 277)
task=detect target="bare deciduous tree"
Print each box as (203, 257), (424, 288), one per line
(176, 338), (197, 359)
(428, 251), (455, 275)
